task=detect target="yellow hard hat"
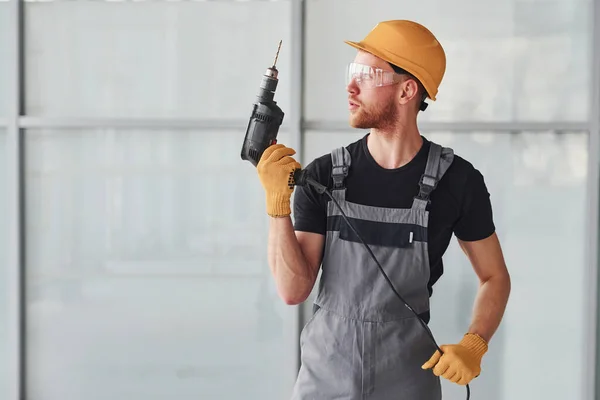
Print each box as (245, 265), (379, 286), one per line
(344, 20), (446, 101)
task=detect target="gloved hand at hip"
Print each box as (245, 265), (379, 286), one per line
(257, 143), (302, 217)
(421, 333), (488, 385)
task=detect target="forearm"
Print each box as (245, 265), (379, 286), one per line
(267, 217), (316, 305)
(467, 273), (511, 343)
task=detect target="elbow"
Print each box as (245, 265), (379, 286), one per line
(278, 283), (312, 305)
(272, 265), (317, 306)
(481, 266), (511, 286)
(483, 269), (511, 295)
(500, 268), (511, 289)
(283, 298), (303, 306)
(280, 292), (309, 306)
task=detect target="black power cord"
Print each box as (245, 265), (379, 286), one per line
(296, 172), (471, 400)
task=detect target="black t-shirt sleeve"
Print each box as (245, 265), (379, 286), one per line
(453, 168), (496, 241)
(292, 157), (330, 235)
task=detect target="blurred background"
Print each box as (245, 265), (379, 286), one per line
(0, 0), (599, 399)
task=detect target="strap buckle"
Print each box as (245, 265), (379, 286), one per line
(417, 173), (437, 200)
(332, 165), (349, 189)
(332, 165), (348, 176)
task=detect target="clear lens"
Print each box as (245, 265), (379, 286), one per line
(345, 62), (401, 88)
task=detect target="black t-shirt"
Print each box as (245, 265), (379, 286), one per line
(293, 133), (496, 296)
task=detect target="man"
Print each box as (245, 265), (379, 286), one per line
(256, 20), (511, 399)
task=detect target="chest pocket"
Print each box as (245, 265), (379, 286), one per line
(337, 216), (423, 249)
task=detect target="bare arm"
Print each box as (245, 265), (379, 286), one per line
(267, 216), (325, 305)
(458, 232), (511, 343)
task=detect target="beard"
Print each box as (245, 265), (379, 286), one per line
(349, 98), (398, 130)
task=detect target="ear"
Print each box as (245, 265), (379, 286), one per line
(397, 78), (420, 106)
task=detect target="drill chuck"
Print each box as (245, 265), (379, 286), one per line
(257, 67), (279, 102)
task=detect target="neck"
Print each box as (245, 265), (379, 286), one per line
(367, 117), (422, 169)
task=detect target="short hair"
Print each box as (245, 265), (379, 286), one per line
(388, 62), (429, 111)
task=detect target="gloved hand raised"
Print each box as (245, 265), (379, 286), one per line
(421, 333), (488, 386)
(257, 144), (302, 217)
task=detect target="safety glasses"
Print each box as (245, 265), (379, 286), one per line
(345, 62), (404, 89)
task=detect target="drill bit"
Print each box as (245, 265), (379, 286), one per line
(273, 40), (282, 67)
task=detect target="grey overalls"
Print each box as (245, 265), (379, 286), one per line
(291, 141), (454, 400)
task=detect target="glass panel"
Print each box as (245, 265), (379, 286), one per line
(25, 128), (297, 400)
(305, 0), (591, 123)
(25, 0), (292, 119)
(0, 0), (10, 116)
(0, 130), (8, 400)
(303, 130), (588, 400)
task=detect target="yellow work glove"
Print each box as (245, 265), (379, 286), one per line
(421, 333), (488, 386)
(257, 143), (302, 217)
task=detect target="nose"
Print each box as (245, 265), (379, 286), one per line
(346, 78), (359, 95)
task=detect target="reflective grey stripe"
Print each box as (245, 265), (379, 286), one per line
(328, 200), (429, 226)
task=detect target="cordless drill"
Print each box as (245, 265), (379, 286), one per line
(240, 41), (307, 186)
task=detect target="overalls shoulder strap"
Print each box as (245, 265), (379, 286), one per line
(330, 146), (351, 190)
(412, 142), (454, 210)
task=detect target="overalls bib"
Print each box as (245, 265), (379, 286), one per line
(291, 141), (454, 400)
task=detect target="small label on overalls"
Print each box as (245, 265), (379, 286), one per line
(409, 231), (413, 244)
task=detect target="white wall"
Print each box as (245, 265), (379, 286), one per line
(0, 130), (8, 400)
(0, 0), (597, 399)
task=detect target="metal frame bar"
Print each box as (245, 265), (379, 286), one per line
(17, 118), (591, 132)
(18, 117), (291, 130)
(290, 0), (305, 375)
(303, 120), (591, 133)
(7, 0), (24, 399)
(290, 0), (304, 157)
(12, 117), (592, 133)
(590, 0), (600, 397)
